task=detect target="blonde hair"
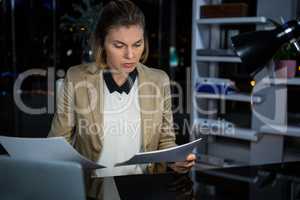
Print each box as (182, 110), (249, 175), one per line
(92, 0), (149, 68)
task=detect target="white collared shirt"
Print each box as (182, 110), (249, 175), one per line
(96, 78), (142, 177)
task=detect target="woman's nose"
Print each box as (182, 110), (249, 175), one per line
(125, 47), (134, 59)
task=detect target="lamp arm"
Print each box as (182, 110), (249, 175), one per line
(291, 39), (300, 52)
(276, 20), (300, 46)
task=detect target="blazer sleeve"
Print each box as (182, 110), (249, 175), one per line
(48, 70), (75, 144)
(158, 73), (177, 150)
(147, 73), (177, 174)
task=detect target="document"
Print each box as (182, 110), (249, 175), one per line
(115, 138), (202, 166)
(0, 136), (105, 169)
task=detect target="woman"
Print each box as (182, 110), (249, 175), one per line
(49, 0), (196, 198)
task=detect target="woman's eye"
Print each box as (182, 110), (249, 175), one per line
(134, 43), (142, 48)
(114, 44), (123, 48)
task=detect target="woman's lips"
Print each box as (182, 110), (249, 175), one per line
(122, 63), (135, 68)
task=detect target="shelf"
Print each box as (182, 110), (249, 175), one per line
(195, 153), (246, 168)
(196, 92), (262, 104)
(196, 55), (241, 63)
(261, 78), (300, 86)
(196, 166), (256, 183)
(197, 16), (268, 25)
(223, 112), (251, 129)
(196, 49), (241, 63)
(194, 118), (259, 141)
(260, 125), (300, 137)
(197, 49), (237, 57)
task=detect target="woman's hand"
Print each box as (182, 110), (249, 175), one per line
(168, 154), (196, 174)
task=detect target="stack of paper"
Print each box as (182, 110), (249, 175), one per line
(0, 136), (202, 170)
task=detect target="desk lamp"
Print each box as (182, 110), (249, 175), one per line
(231, 19), (300, 74)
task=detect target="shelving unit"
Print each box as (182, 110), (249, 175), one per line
(191, 0), (300, 168)
(196, 49), (241, 62)
(260, 125), (300, 137)
(196, 16), (268, 25)
(195, 118), (259, 141)
(195, 92), (262, 103)
(196, 55), (241, 63)
(261, 77), (300, 86)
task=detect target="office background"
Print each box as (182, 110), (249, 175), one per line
(0, 0), (300, 168)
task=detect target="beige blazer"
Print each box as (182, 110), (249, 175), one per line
(48, 62), (176, 173)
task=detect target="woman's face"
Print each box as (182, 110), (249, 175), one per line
(104, 25), (145, 74)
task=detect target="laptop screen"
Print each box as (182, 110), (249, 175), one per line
(0, 158), (86, 200)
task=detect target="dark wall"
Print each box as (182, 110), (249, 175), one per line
(0, 0), (192, 141)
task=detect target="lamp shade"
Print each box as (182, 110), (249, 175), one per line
(231, 20), (300, 73)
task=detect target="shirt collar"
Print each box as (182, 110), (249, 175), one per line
(103, 68), (138, 94)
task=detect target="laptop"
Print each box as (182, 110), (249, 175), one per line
(0, 157), (86, 200)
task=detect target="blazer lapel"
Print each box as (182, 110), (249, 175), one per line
(85, 64), (104, 150)
(137, 64), (155, 152)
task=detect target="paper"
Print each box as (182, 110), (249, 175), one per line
(0, 136), (105, 169)
(115, 138), (202, 166)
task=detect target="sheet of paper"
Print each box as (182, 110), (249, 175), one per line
(0, 136), (105, 169)
(115, 138), (202, 166)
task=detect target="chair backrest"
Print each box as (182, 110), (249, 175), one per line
(0, 157), (86, 200)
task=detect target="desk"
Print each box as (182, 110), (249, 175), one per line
(195, 162), (300, 200)
(2, 153), (299, 200)
(90, 173), (193, 200)
(88, 162), (300, 200)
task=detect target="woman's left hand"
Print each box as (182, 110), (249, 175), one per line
(168, 153), (196, 174)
